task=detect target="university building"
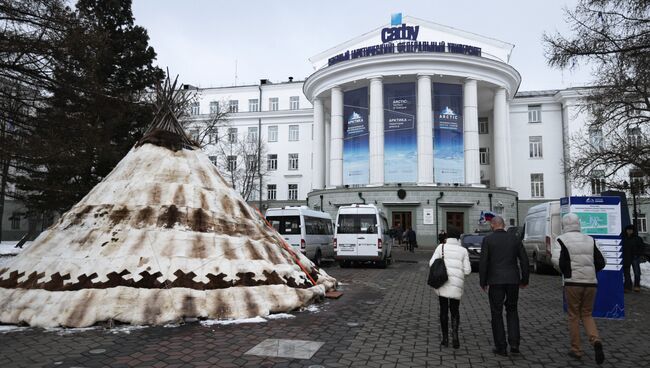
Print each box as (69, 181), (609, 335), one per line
(4, 15), (647, 243)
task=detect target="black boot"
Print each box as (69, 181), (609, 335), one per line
(451, 315), (460, 349)
(440, 315), (449, 347)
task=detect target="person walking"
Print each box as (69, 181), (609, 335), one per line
(622, 224), (644, 293)
(429, 229), (471, 349)
(407, 227), (417, 252)
(438, 229), (447, 245)
(479, 216), (529, 356)
(552, 213), (605, 364)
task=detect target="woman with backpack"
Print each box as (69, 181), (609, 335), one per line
(429, 229), (471, 349)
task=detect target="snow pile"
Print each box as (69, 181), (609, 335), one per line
(640, 261), (650, 289)
(0, 143), (336, 328)
(0, 241), (32, 256)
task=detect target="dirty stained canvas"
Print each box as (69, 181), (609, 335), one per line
(0, 105), (336, 328)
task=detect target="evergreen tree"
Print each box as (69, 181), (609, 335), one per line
(15, 0), (164, 213)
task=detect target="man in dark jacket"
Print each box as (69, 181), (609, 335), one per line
(407, 227), (417, 252)
(622, 224), (645, 292)
(479, 216), (529, 356)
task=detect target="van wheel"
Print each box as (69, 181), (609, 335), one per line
(314, 250), (322, 267)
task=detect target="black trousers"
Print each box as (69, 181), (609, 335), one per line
(439, 296), (460, 333)
(488, 284), (520, 350)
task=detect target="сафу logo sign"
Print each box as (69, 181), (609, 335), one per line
(381, 13), (419, 43)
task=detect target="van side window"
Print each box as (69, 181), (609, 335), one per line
(267, 216), (301, 235)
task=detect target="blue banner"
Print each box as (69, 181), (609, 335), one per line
(343, 87), (369, 185)
(384, 83), (417, 183)
(433, 83), (464, 184)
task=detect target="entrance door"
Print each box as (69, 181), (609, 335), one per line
(392, 212), (412, 231)
(446, 212), (465, 235)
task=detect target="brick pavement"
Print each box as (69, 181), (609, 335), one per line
(1, 249), (649, 367)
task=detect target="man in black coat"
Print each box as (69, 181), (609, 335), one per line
(622, 224), (645, 292)
(479, 216), (529, 356)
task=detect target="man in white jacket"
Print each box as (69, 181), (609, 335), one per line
(429, 229), (471, 349)
(552, 213), (605, 364)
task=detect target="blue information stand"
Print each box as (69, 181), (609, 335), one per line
(560, 196), (624, 319)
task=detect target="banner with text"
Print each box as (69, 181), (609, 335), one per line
(384, 83), (417, 183)
(433, 83), (464, 184)
(343, 87), (369, 185)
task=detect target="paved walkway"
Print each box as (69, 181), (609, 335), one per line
(1, 249), (649, 367)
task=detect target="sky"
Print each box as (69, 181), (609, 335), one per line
(131, 0), (593, 92)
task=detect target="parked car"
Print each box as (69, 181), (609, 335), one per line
(334, 204), (392, 268)
(460, 232), (491, 270)
(522, 201), (561, 273)
(265, 206), (334, 266)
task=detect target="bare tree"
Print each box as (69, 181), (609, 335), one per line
(213, 132), (268, 201)
(544, 0), (650, 189)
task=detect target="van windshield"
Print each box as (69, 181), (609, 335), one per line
(267, 216), (301, 235)
(337, 214), (378, 234)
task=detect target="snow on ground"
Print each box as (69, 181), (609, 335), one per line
(265, 313), (295, 320)
(303, 304), (321, 313)
(108, 325), (148, 334)
(640, 261), (650, 289)
(46, 327), (101, 335)
(200, 316), (267, 326)
(0, 241), (32, 256)
(0, 325), (28, 333)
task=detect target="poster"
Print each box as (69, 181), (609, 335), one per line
(433, 83), (464, 184)
(343, 87), (369, 185)
(384, 83), (417, 183)
(423, 208), (434, 225)
(561, 196), (624, 319)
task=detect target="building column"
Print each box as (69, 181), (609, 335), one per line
(369, 77), (384, 186)
(330, 87), (343, 187)
(325, 111), (331, 188)
(493, 87), (508, 188)
(417, 75), (434, 185)
(463, 79), (480, 185)
(505, 101), (512, 188)
(312, 97), (325, 190)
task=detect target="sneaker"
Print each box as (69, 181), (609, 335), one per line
(510, 347), (520, 354)
(567, 351), (582, 360)
(594, 341), (605, 364)
(492, 348), (508, 356)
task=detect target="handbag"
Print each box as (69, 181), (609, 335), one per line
(427, 244), (448, 288)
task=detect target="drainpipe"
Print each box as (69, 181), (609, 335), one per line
(320, 194), (324, 212)
(435, 192), (444, 237)
(489, 193), (493, 211)
(358, 192), (366, 204)
(516, 196), (520, 225)
(257, 83), (263, 210)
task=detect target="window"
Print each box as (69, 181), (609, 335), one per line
(228, 128), (237, 143)
(336, 214), (378, 234)
(288, 125), (299, 141)
(304, 216), (333, 235)
(209, 101), (220, 114)
(190, 101), (200, 115)
(591, 170), (606, 195)
(249, 99), (259, 112)
(267, 215), (300, 234)
(628, 127), (643, 146)
(479, 147), (490, 165)
(228, 100), (239, 113)
(268, 125), (278, 142)
(207, 128), (218, 144)
(267, 154), (277, 171)
(247, 126), (258, 142)
(246, 154), (257, 171)
(190, 129), (199, 142)
(636, 214), (647, 233)
(589, 127), (603, 149)
(290, 96), (300, 110)
(208, 155), (218, 166)
(531, 173), (544, 198)
(288, 184), (298, 200)
(288, 153), (299, 170)
(528, 105), (541, 123)
(529, 136), (543, 158)
(267, 184), (277, 200)
(269, 97), (279, 111)
(227, 156), (237, 171)
(478, 118), (489, 134)
(10, 213), (20, 230)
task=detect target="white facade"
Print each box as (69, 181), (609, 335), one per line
(184, 16), (598, 204)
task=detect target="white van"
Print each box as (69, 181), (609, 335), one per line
(522, 201), (561, 273)
(265, 206), (334, 266)
(334, 204), (392, 268)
